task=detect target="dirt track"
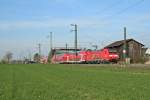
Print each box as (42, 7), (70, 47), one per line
(145, 61), (150, 64)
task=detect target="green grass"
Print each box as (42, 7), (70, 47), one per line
(0, 64), (150, 100)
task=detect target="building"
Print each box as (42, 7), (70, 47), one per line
(105, 39), (145, 63)
(145, 48), (150, 64)
(146, 48), (150, 55)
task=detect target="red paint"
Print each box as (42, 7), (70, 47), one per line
(51, 48), (119, 64)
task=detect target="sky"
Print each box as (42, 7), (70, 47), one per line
(0, 0), (150, 60)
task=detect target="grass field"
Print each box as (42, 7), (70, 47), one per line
(0, 64), (150, 100)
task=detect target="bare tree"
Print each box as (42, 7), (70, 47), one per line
(4, 52), (13, 64)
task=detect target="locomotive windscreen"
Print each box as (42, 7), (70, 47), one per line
(108, 49), (117, 53)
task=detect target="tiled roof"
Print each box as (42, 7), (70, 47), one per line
(105, 39), (144, 48)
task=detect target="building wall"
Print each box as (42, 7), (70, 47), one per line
(108, 40), (144, 63)
(127, 41), (143, 63)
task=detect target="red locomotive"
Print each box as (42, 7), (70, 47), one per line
(51, 48), (119, 64)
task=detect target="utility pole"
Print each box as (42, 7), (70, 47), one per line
(48, 32), (53, 51)
(38, 43), (41, 63)
(47, 32), (53, 52)
(71, 24), (78, 63)
(123, 27), (127, 63)
(50, 32), (53, 51)
(47, 32), (53, 63)
(28, 50), (32, 61)
(65, 43), (68, 49)
(65, 43), (68, 53)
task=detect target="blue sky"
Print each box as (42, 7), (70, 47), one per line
(0, 0), (150, 60)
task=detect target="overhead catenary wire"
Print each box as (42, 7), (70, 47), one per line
(95, 0), (122, 14)
(80, 0), (145, 45)
(116, 0), (144, 14)
(89, 0), (145, 21)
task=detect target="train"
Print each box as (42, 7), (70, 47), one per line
(51, 48), (119, 64)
